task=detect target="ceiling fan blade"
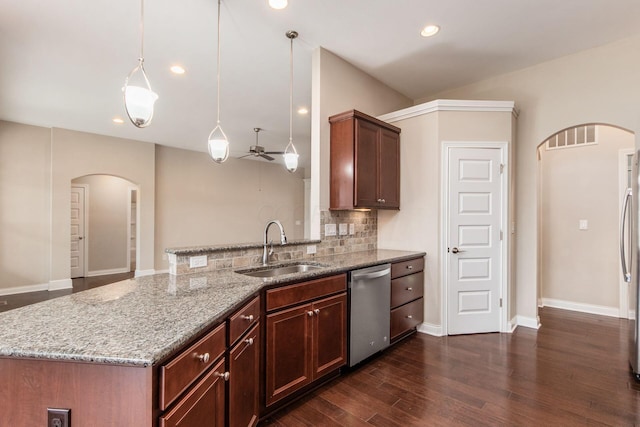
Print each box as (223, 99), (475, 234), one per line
(264, 151), (285, 155)
(260, 154), (275, 161)
(238, 154), (252, 159)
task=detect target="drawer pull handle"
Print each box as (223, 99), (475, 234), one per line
(406, 287), (413, 291)
(314, 309), (320, 315)
(215, 371), (230, 381)
(406, 265), (413, 270)
(245, 337), (254, 346)
(307, 311), (314, 317)
(241, 314), (254, 322)
(406, 315), (413, 319)
(196, 352), (210, 364)
(377, 198), (386, 203)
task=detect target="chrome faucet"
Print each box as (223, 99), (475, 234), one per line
(263, 220), (288, 266)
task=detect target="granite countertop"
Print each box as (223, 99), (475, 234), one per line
(0, 249), (424, 368)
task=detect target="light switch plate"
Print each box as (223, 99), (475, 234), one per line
(339, 223), (348, 235)
(349, 223), (355, 235)
(325, 223), (337, 237)
(579, 219), (588, 230)
(189, 255), (208, 268)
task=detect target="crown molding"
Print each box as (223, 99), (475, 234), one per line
(377, 99), (518, 123)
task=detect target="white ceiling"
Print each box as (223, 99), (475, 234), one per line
(1, 0), (639, 170)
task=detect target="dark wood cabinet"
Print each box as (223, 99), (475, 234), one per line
(390, 257), (425, 342)
(229, 323), (260, 427)
(265, 275), (347, 407)
(329, 109), (401, 210)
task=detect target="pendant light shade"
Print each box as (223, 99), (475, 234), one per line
(284, 30), (299, 173)
(208, 0), (229, 163)
(123, 0), (158, 128)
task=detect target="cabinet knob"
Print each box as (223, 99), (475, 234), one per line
(406, 287), (413, 291)
(307, 311), (314, 317)
(196, 352), (210, 364)
(377, 198), (386, 203)
(215, 371), (230, 381)
(314, 309), (320, 315)
(406, 265), (413, 270)
(406, 315), (413, 319)
(241, 314), (254, 322)
(244, 337), (254, 346)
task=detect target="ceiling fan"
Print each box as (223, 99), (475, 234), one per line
(239, 128), (284, 161)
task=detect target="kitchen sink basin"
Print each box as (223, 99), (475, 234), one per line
(236, 263), (326, 278)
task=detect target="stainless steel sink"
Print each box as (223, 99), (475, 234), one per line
(236, 263), (326, 278)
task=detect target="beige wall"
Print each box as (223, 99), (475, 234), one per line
(73, 175), (134, 274)
(419, 35), (640, 322)
(0, 121), (51, 292)
(378, 110), (514, 327)
(154, 146), (305, 271)
(539, 125), (633, 310)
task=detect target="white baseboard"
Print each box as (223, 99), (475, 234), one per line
(49, 278), (73, 291)
(87, 268), (130, 277)
(541, 297), (619, 318)
(417, 322), (444, 336)
(516, 315), (541, 329)
(507, 316), (518, 333)
(0, 283), (49, 296)
(135, 269), (157, 277)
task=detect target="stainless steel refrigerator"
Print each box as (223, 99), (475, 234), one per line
(620, 150), (640, 381)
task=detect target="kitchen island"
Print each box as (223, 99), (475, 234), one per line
(0, 249), (424, 426)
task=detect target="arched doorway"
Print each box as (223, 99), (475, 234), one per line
(70, 175), (139, 278)
(537, 124), (634, 318)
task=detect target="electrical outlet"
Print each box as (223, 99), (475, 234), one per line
(349, 223), (355, 235)
(324, 223), (337, 237)
(189, 255), (208, 268)
(339, 223), (348, 235)
(307, 245), (317, 254)
(48, 408), (70, 427)
(579, 219), (588, 230)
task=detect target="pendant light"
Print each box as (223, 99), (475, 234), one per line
(283, 30), (299, 173)
(208, 0), (229, 163)
(123, 0), (158, 128)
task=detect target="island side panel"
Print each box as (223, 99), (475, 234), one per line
(0, 358), (153, 426)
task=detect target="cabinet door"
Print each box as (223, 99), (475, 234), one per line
(312, 293), (347, 379)
(160, 358), (226, 427)
(229, 324), (259, 427)
(266, 304), (313, 406)
(378, 127), (400, 209)
(354, 118), (380, 208)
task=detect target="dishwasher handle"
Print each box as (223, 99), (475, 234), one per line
(351, 268), (391, 281)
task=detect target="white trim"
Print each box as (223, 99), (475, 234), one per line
(441, 141), (510, 335)
(135, 269), (158, 277)
(516, 315), (541, 329)
(49, 278), (73, 291)
(71, 183), (89, 278)
(507, 316), (518, 333)
(619, 148), (634, 319)
(87, 268), (130, 277)
(541, 297), (620, 318)
(378, 99), (517, 123)
(417, 322), (443, 337)
(0, 283), (49, 296)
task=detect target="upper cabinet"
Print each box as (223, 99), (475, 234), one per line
(329, 110), (401, 210)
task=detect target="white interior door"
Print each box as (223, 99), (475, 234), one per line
(70, 186), (86, 278)
(447, 147), (503, 335)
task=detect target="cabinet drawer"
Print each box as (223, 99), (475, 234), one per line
(160, 358), (226, 427)
(390, 298), (423, 340)
(266, 274), (347, 312)
(228, 295), (260, 346)
(391, 257), (424, 279)
(391, 271), (424, 308)
(160, 322), (226, 411)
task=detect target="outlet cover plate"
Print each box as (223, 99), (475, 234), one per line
(48, 408), (70, 427)
(325, 223), (337, 237)
(349, 223), (355, 235)
(339, 223), (348, 235)
(189, 255), (208, 268)
(307, 245), (317, 254)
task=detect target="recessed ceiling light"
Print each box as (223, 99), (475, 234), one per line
(112, 117), (124, 124)
(170, 65), (186, 75)
(268, 0), (288, 10)
(297, 107), (308, 115)
(420, 24), (440, 37)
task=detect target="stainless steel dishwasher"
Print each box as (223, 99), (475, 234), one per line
(348, 263), (391, 367)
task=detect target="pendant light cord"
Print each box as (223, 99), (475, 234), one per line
(216, 0), (222, 125)
(289, 34), (293, 144)
(139, 0), (145, 61)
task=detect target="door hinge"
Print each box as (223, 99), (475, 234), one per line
(500, 298), (503, 308)
(500, 163), (504, 174)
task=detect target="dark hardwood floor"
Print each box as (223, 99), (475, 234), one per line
(0, 272), (134, 313)
(261, 308), (640, 426)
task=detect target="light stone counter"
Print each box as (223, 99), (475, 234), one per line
(0, 249), (424, 367)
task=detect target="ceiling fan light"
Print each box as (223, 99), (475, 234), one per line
(208, 125), (229, 163)
(269, 0), (288, 10)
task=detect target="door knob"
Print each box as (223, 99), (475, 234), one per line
(451, 247), (464, 254)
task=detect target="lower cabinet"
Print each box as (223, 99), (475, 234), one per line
(265, 274), (347, 407)
(390, 257), (425, 342)
(229, 323), (260, 427)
